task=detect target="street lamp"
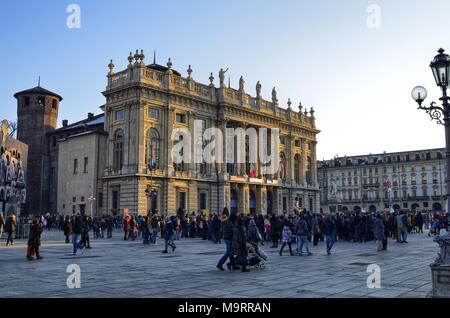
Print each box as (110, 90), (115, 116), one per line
(412, 48), (450, 297)
(88, 194), (96, 218)
(412, 48), (450, 215)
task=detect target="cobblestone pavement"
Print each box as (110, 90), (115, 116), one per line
(0, 229), (441, 298)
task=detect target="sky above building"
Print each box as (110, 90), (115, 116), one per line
(0, 0), (448, 159)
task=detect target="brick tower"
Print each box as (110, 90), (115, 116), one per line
(14, 82), (62, 214)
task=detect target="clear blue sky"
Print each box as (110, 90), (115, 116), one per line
(0, 0), (449, 159)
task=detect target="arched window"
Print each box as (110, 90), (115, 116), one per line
(113, 129), (124, 171)
(294, 154), (300, 183)
(146, 128), (160, 170)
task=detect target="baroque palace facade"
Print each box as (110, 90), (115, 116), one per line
(318, 148), (447, 214)
(15, 50), (320, 216)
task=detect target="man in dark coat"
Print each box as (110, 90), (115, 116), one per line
(162, 216), (176, 253)
(63, 215), (72, 243)
(232, 217), (249, 272)
(71, 214), (84, 255)
(216, 212), (237, 271)
(27, 218), (43, 260)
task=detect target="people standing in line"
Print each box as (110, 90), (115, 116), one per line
(71, 213), (84, 255)
(5, 214), (17, 246)
(232, 217), (249, 272)
(123, 215), (130, 240)
(323, 215), (336, 255)
(279, 223), (294, 256)
(162, 216), (176, 253)
(294, 214), (312, 256)
(63, 215), (72, 243)
(216, 212), (237, 271)
(373, 214), (385, 252)
(26, 218), (43, 261)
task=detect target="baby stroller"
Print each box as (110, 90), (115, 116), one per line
(246, 242), (268, 270)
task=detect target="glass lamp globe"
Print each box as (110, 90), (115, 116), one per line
(411, 86), (427, 103)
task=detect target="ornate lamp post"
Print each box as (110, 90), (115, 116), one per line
(412, 48), (450, 297)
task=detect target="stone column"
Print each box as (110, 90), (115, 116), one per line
(256, 186), (266, 215)
(188, 111), (196, 177)
(301, 139), (307, 186)
(166, 106), (175, 177)
(289, 136), (295, 183)
(310, 141), (318, 187)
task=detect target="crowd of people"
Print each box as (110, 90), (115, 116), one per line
(0, 208), (448, 264)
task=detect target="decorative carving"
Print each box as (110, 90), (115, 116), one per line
(431, 234), (450, 267)
(187, 65), (193, 78)
(219, 68), (229, 88)
(239, 76), (245, 92)
(209, 73), (215, 87)
(256, 81), (262, 98)
(272, 87), (278, 103)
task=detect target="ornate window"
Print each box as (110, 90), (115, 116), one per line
(146, 128), (160, 170)
(113, 129), (124, 171)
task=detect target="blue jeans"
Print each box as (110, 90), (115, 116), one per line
(217, 240), (233, 267)
(325, 234), (335, 251)
(151, 228), (158, 243)
(297, 235), (310, 254)
(72, 234), (83, 254)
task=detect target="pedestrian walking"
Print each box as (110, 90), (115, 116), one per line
(279, 224), (294, 256)
(323, 215), (337, 255)
(373, 214), (385, 252)
(123, 215), (130, 240)
(63, 215), (72, 243)
(294, 215), (312, 256)
(5, 214), (17, 246)
(232, 217), (249, 272)
(26, 218), (43, 261)
(0, 212), (4, 243)
(71, 214), (84, 255)
(216, 212), (237, 271)
(162, 216), (176, 253)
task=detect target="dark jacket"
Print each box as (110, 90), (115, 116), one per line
(247, 221), (259, 244)
(323, 218), (337, 236)
(294, 219), (308, 236)
(221, 219), (233, 241)
(232, 225), (247, 257)
(5, 217), (17, 233)
(72, 216), (82, 235)
(28, 223), (42, 246)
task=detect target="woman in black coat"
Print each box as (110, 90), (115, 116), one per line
(269, 215), (280, 248)
(5, 215), (17, 246)
(27, 219), (43, 260)
(63, 216), (72, 243)
(232, 217), (249, 272)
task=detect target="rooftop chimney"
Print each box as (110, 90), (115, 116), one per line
(62, 119), (68, 127)
(88, 112), (94, 119)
